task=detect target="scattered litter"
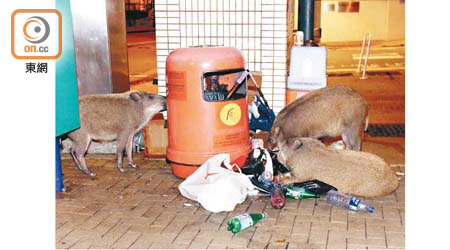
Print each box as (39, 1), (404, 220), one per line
(326, 190), (375, 213)
(183, 203), (194, 207)
(329, 140), (346, 150)
(227, 213), (267, 233)
(286, 180), (337, 200)
(275, 239), (286, 243)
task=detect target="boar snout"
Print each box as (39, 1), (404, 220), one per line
(268, 126), (282, 151)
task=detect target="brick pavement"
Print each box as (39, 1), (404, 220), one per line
(56, 155), (405, 249)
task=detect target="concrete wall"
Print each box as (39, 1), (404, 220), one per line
(319, 0), (405, 42)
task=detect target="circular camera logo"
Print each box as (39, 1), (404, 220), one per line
(23, 16), (50, 44)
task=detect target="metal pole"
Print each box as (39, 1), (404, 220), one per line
(298, 0), (315, 45)
(361, 33), (372, 80)
(56, 137), (64, 192)
(357, 34), (367, 73)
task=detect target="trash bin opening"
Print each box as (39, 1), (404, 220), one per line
(202, 68), (247, 102)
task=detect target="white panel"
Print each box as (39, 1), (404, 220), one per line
(156, 49), (169, 56)
(168, 12), (180, 18)
(249, 0), (256, 10)
(274, 4), (286, 11)
(261, 63), (273, 69)
(273, 88), (286, 94)
(186, 0), (192, 9)
(217, 36), (224, 46)
(168, 31), (180, 37)
(273, 81), (286, 88)
(274, 24), (287, 31)
(157, 43), (168, 49)
(167, 5), (178, 11)
(274, 44), (287, 51)
(223, 24), (229, 36)
(186, 11), (192, 23)
(168, 24), (179, 30)
(157, 55), (167, 62)
(236, 11), (242, 23)
(274, 18), (287, 24)
(273, 69), (286, 76)
(254, 63), (261, 71)
(155, 24), (167, 30)
(230, 0), (236, 10)
(155, 12), (167, 18)
(205, 12), (210, 23)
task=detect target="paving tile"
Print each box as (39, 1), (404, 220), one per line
(366, 224), (386, 239)
(57, 157), (405, 249)
(292, 220), (311, 236)
(347, 238), (367, 249)
(386, 231), (405, 249)
(68, 237), (92, 249)
(327, 230), (347, 249)
(128, 232), (155, 249)
(366, 238), (388, 248)
(110, 230), (141, 249)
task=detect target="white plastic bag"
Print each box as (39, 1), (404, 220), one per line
(178, 153), (256, 213)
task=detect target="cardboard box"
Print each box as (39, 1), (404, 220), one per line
(130, 78), (158, 94)
(143, 113), (168, 158)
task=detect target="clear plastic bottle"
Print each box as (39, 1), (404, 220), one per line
(259, 170), (273, 182)
(326, 190), (375, 213)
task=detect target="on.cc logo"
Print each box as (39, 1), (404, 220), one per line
(23, 16), (50, 44)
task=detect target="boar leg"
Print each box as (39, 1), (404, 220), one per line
(126, 133), (139, 169)
(70, 134), (95, 177)
(116, 134), (128, 173)
(342, 124), (362, 151)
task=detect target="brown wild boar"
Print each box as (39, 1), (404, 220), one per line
(68, 91), (166, 176)
(268, 86), (368, 151)
(277, 137), (399, 197)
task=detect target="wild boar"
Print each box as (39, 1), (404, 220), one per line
(268, 86), (368, 151)
(277, 137), (399, 197)
(68, 91), (166, 176)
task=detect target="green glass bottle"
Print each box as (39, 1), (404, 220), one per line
(285, 185), (321, 200)
(227, 213), (266, 233)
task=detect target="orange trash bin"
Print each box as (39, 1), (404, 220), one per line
(166, 47), (251, 179)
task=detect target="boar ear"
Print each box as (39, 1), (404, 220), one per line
(130, 92), (142, 102)
(292, 139), (303, 150)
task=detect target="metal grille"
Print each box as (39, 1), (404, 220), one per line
(365, 124), (405, 137)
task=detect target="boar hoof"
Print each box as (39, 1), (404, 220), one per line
(129, 163), (139, 169)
